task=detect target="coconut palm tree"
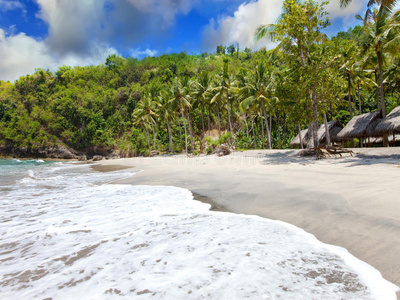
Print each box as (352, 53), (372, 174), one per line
(213, 60), (236, 132)
(208, 79), (223, 138)
(192, 70), (211, 137)
(170, 77), (191, 154)
(239, 62), (274, 149)
(132, 93), (158, 152)
(340, 0), (398, 21)
(357, 5), (400, 118)
(157, 90), (174, 152)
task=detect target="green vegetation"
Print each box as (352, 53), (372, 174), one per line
(0, 0), (399, 158)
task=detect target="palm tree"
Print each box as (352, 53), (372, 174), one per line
(213, 60), (236, 132)
(132, 93), (158, 152)
(357, 6), (400, 118)
(192, 70), (211, 137)
(170, 77), (191, 154)
(239, 62), (274, 149)
(157, 90), (174, 152)
(208, 79), (225, 138)
(340, 0), (398, 21)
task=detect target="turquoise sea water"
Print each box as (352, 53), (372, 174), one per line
(0, 159), (53, 188)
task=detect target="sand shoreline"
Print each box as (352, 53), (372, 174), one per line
(96, 148), (400, 297)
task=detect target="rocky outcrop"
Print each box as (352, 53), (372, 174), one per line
(0, 145), (78, 159)
(0, 142), (122, 160)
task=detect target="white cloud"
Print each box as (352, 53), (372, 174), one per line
(0, 0), (25, 13)
(130, 48), (158, 59)
(201, 0), (368, 52)
(36, 0), (105, 56)
(201, 0), (283, 51)
(321, 0), (366, 26)
(0, 29), (117, 82)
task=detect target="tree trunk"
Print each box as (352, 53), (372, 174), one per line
(251, 117), (256, 149)
(207, 105), (211, 137)
(144, 126), (151, 152)
(178, 119), (183, 152)
(226, 90), (232, 132)
(151, 123), (157, 151)
(270, 113), (272, 142)
(348, 73), (353, 119)
(261, 115), (265, 149)
(312, 91), (319, 159)
(277, 114), (281, 149)
(217, 105), (221, 138)
(181, 110), (188, 154)
(298, 124), (303, 149)
(357, 84), (362, 115)
(377, 52), (386, 118)
(323, 113), (330, 147)
(377, 51), (388, 147)
(375, 71), (381, 111)
(244, 113), (250, 149)
(200, 99), (205, 137)
(186, 107), (194, 153)
(166, 117), (173, 152)
(261, 100), (272, 149)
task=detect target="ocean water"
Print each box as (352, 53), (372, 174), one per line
(0, 159), (398, 299)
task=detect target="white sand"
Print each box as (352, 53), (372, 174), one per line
(98, 147), (400, 297)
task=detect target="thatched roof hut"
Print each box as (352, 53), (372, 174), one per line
(291, 120), (343, 148)
(369, 134), (400, 146)
(336, 111), (382, 140)
(290, 129), (309, 148)
(317, 120), (344, 143)
(375, 106), (400, 134)
(366, 118), (383, 137)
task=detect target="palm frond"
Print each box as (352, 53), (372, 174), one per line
(254, 24), (276, 42)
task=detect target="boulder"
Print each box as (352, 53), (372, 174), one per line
(92, 155), (103, 161)
(216, 144), (231, 156)
(106, 150), (120, 160)
(78, 155), (87, 161)
(149, 150), (159, 157)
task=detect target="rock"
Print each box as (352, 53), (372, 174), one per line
(0, 144), (78, 159)
(47, 146), (77, 159)
(216, 144), (231, 156)
(92, 155), (103, 161)
(106, 150), (120, 160)
(149, 150), (159, 157)
(78, 155), (87, 161)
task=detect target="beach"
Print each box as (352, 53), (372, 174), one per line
(96, 148), (400, 297)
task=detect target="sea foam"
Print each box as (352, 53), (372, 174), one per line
(0, 162), (398, 299)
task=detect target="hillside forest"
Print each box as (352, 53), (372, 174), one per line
(0, 0), (399, 158)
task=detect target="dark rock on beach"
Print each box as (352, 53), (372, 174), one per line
(0, 145), (78, 159)
(92, 155), (104, 161)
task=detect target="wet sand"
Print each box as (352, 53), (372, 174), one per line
(97, 148), (400, 297)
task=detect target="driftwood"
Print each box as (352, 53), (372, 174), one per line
(299, 146), (354, 158)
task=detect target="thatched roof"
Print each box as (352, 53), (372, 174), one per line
(290, 129), (309, 147)
(292, 120), (343, 148)
(330, 126), (345, 142)
(366, 118), (383, 137)
(316, 120), (343, 143)
(336, 111), (382, 139)
(375, 106), (400, 134)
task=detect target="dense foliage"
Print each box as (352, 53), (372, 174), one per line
(0, 0), (399, 157)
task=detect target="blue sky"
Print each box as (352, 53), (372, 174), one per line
(0, 0), (376, 81)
